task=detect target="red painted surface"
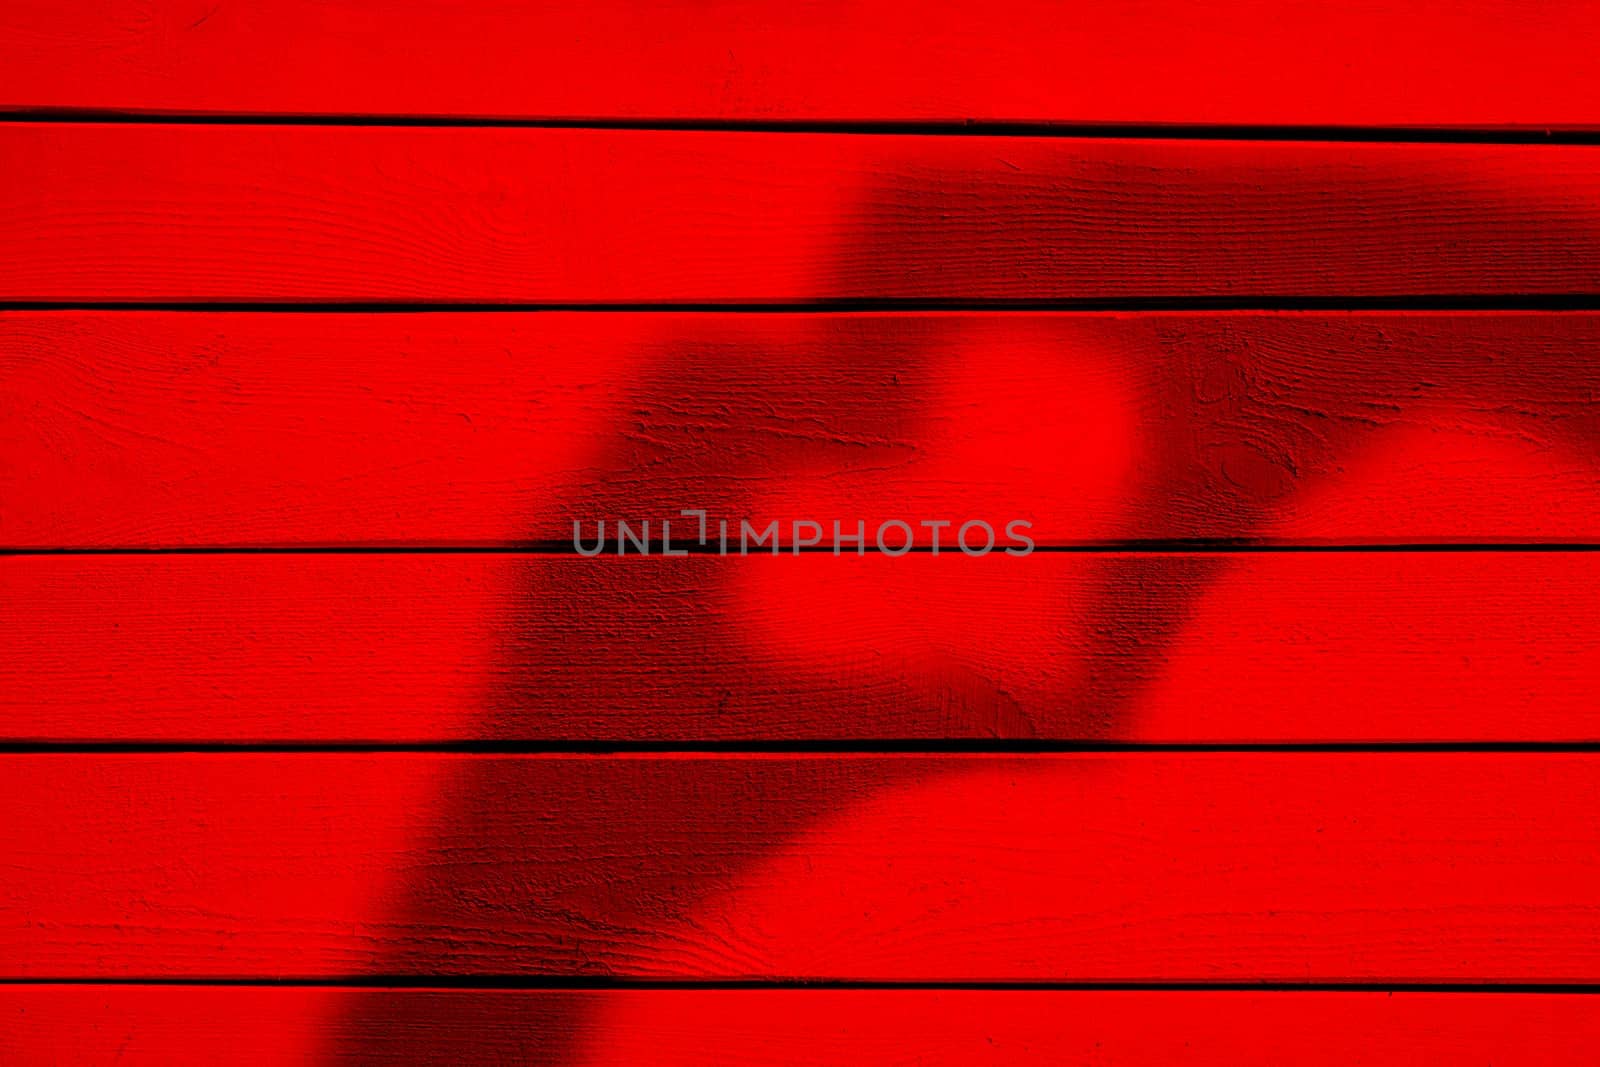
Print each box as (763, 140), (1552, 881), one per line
(6, 989), (1600, 1065)
(2, 1), (1598, 128)
(7, 312), (1600, 549)
(7, 3), (1600, 1062)
(5, 754), (1600, 979)
(6, 552), (1600, 741)
(6, 126), (1600, 301)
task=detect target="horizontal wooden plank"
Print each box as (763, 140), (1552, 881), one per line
(6, 126), (1600, 301)
(2, 550), (1598, 743)
(4, 989), (1599, 1065)
(5, 553), (1598, 742)
(8, 312), (1600, 548)
(3, 753), (1599, 978)
(2, 2), (1596, 128)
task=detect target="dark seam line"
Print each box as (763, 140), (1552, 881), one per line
(6, 297), (1600, 313)
(6, 544), (1600, 557)
(2, 743), (1598, 754)
(2, 111), (1598, 144)
(0, 977), (1596, 992)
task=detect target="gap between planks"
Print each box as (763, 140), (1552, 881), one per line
(2, 113), (1600, 146)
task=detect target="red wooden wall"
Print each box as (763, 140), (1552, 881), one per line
(4, 3), (1600, 1062)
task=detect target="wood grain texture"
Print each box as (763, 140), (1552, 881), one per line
(7, 311), (1600, 548)
(2, 2), (1597, 127)
(8, 1), (1599, 1044)
(5, 552), (1599, 742)
(4, 753), (1600, 978)
(7, 126), (1600, 301)
(4, 988), (1599, 1065)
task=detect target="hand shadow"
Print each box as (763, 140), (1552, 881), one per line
(335, 144), (1600, 1063)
